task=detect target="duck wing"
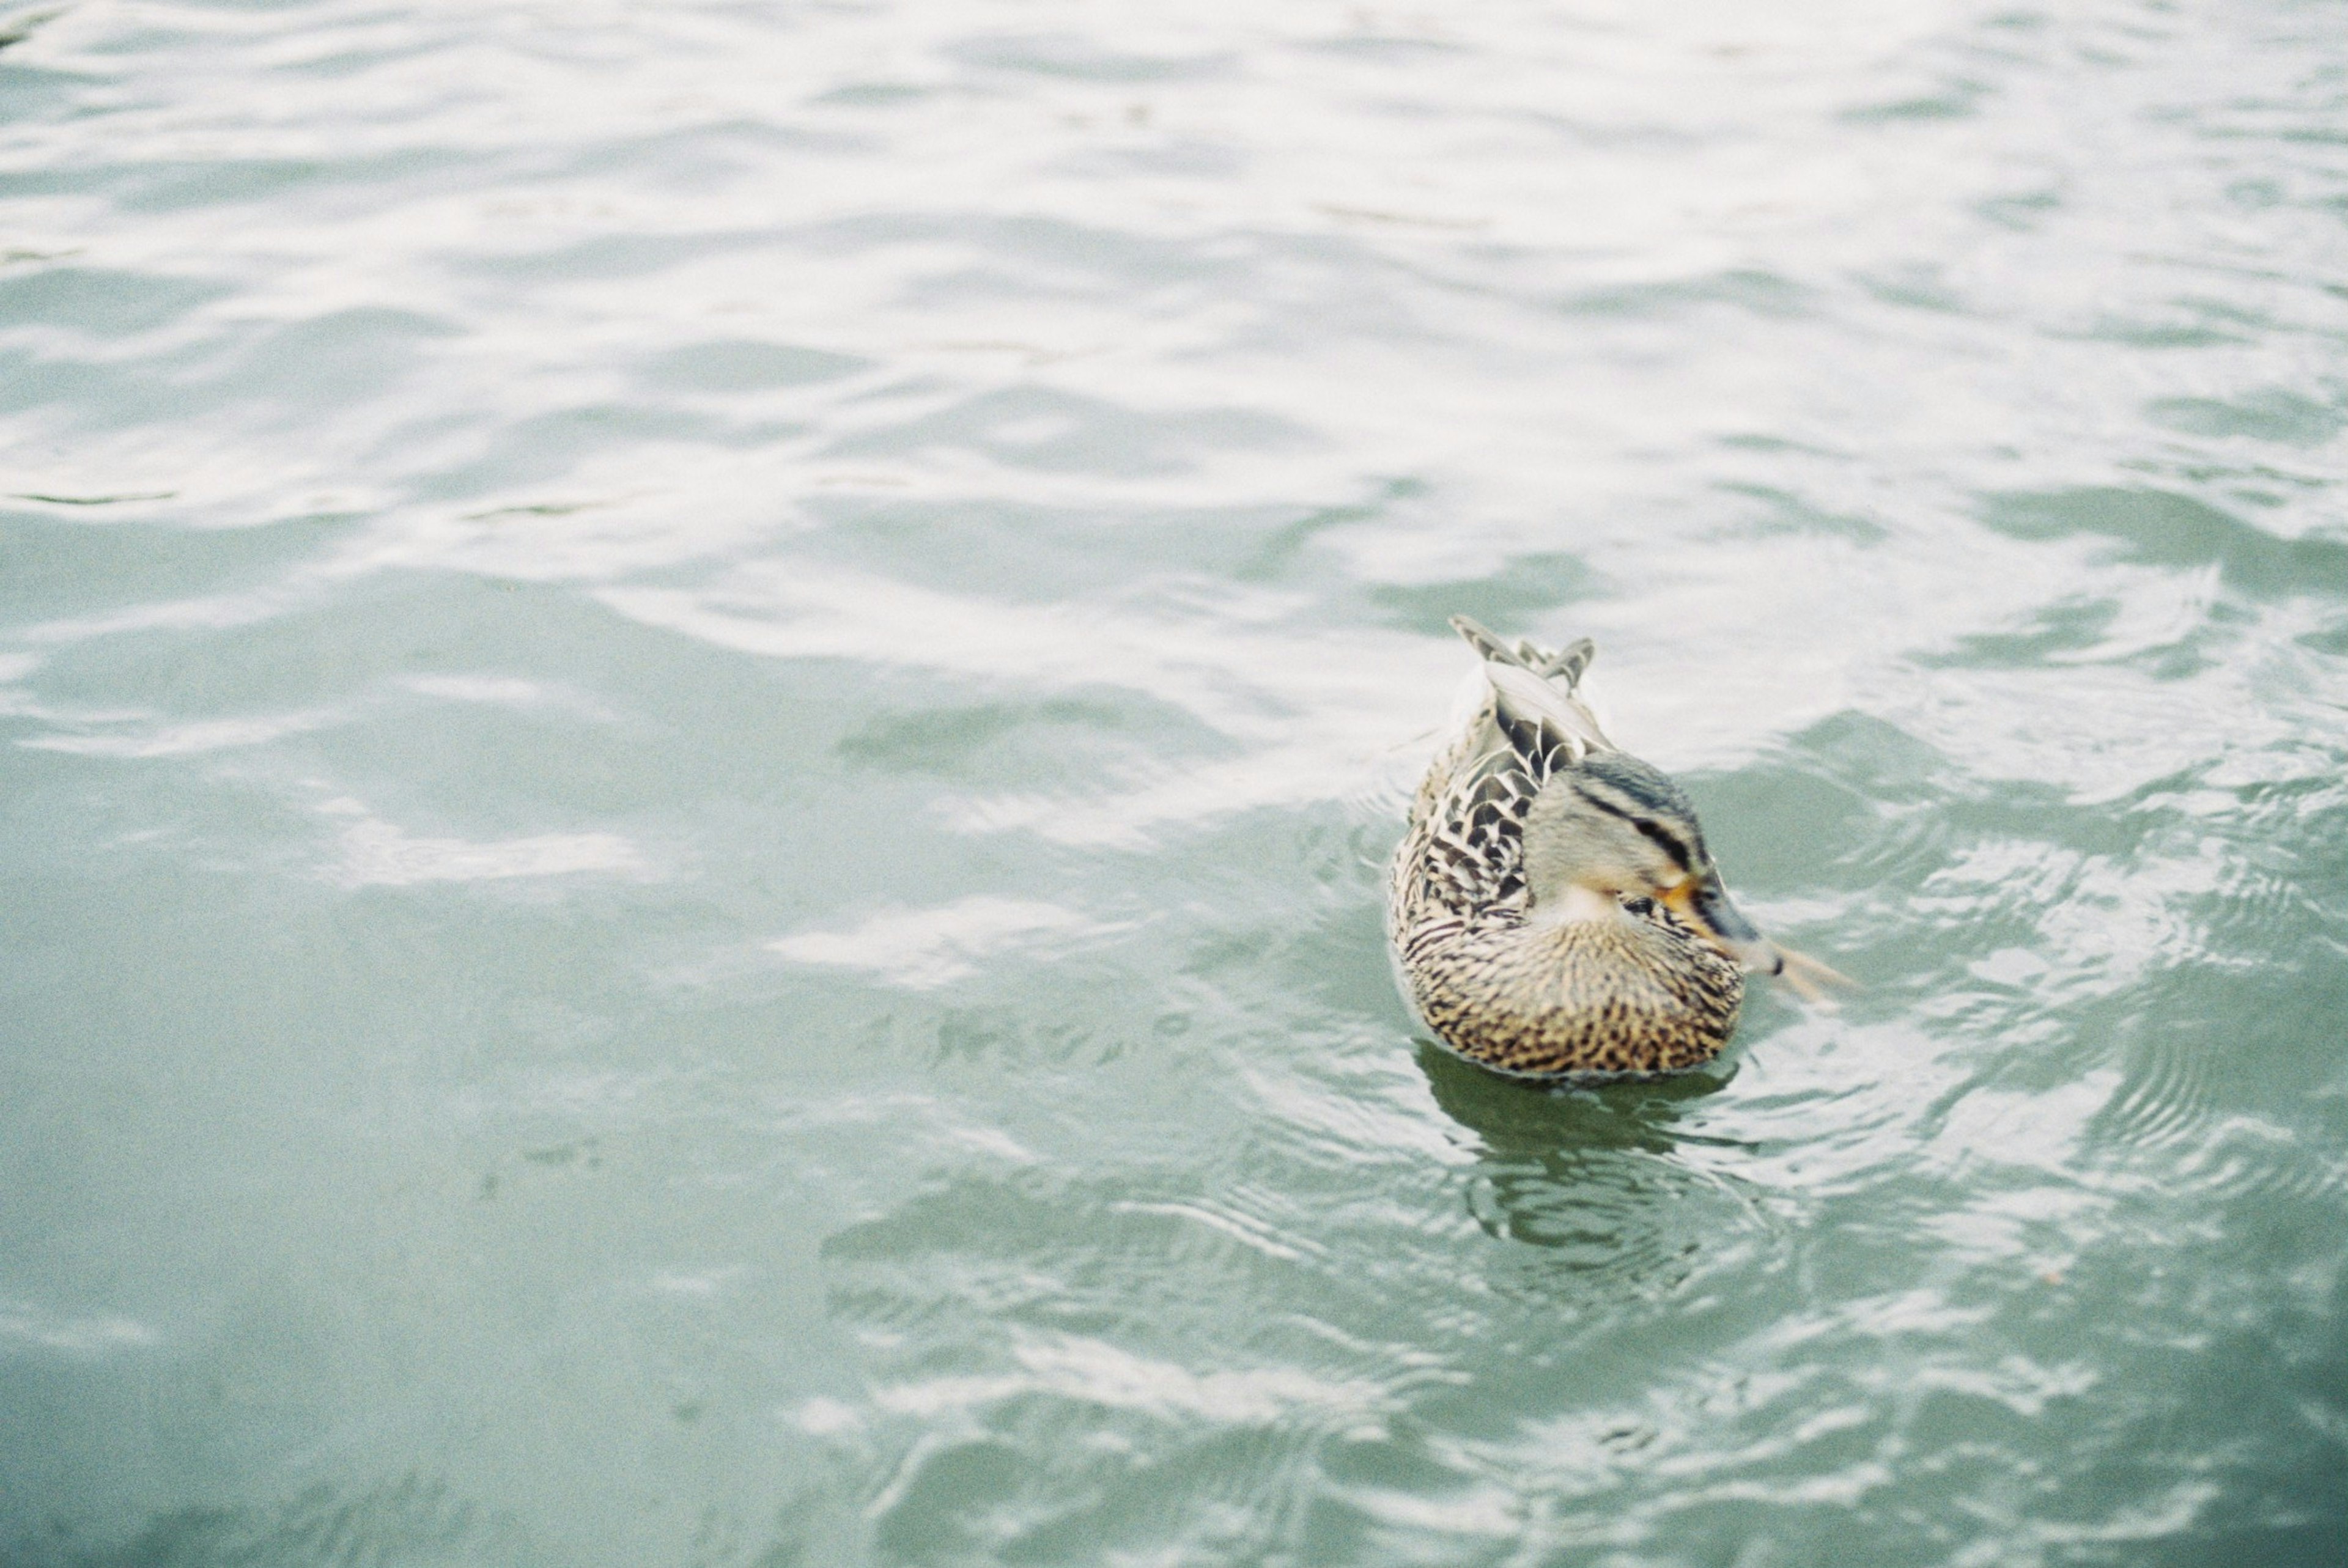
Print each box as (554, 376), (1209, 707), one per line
(1405, 621), (1612, 927)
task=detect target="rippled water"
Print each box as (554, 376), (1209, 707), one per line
(4, 1), (2346, 1564)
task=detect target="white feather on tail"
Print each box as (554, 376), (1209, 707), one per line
(1449, 616), (1615, 761)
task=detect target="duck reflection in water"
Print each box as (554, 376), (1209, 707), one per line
(1418, 1043), (1771, 1301)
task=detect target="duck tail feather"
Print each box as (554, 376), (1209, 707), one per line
(1449, 615), (1523, 667)
(1448, 616), (1597, 691)
(1449, 617), (1612, 757)
(1540, 638), (1597, 686)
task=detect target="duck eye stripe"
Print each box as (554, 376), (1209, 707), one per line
(1571, 783), (1697, 873)
(1632, 819), (1698, 875)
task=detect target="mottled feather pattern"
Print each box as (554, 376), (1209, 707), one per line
(1389, 630), (1745, 1080)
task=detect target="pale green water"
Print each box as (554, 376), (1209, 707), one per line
(3, 2), (2346, 1564)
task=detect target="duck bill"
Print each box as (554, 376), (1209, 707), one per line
(1664, 877), (1783, 975)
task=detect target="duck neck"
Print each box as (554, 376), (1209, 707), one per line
(1530, 882), (1622, 928)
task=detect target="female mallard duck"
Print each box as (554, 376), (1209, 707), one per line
(1389, 616), (1828, 1080)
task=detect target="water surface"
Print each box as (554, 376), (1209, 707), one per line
(4, 1), (2347, 1564)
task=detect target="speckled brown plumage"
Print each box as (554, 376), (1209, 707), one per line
(1387, 635), (1748, 1081)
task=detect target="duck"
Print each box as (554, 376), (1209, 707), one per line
(1387, 616), (1835, 1081)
